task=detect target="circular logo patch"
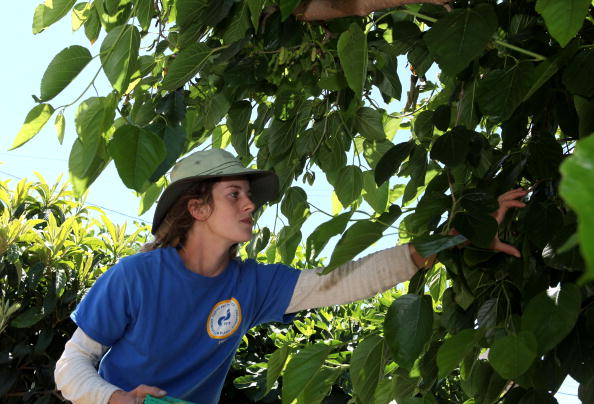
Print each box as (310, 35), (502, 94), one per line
(207, 297), (242, 339)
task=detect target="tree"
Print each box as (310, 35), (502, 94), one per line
(13, 0), (594, 402)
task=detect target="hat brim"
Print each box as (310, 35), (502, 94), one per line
(151, 170), (278, 234)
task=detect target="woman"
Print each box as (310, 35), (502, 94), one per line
(54, 149), (526, 404)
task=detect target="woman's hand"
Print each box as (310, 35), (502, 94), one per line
(109, 384), (167, 404)
(489, 188), (527, 258)
(409, 188), (528, 268)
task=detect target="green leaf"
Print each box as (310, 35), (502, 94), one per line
(430, 127), (472, 167)
(356, 107), (386, 141)
(575, 96), (594, 139)
(437, 329), (479, 378)
(306, 212), (352, 262)
(281, 187), (309, 225)
(351, 335), (386, 403)
(175, 0), (208, 29)
(84, 6), (101, 44)
(294, 367), (342, 404)
(405, 191), (452, 235)
(72, 2), (92, 31)
(266, 345), (290, 394)
(138, 179), (165, 215)
(75, 96), (116, 152)
(223, 2), (251, 44)
(536, 0), (591, 47)
(477, 63), (535, 121)
(10, 307), (45, 328)
(384, 294), (434, 370)
(521, 283), (581, 353)
(560, 135), (594, 282)
(424, 4), (498, 76)
(413, 110), (434, 145)
(488, 332), (538, 379)
(108, 124), (166, 192)
(523, 58), (559, 102)
(433, 105), (451, 132)
(374, 141), (415, 186)
(282, 343), (333, 404)
(33, 0), (77, 34)
(149, 125), (187, 181)
(412, 234), (467, 258)
(100, 24), (140, 93)
(334, 165), (363, 207)
(527, 134), (563, 180)
(247, 0), (265, 31)
(10, 103), (55, 150)
(161, 43), (213, 91)
(337, 23), (368, 97)
(40, 45), (92, 101)
(135, 0), (154, 31)
(277, 226), (301, 264)
(325, 205), (401, 272)
(362, 170), (389, 213)
(563, 49), (594, 98)
(279, 0), (300, 21)
(69, 137), (110, 196)
(452, 211), (497, 249)
(55, 111), (65, 144)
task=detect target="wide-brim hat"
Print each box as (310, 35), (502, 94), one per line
(151, 149), (278, 234)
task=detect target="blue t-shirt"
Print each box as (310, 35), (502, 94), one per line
(71, 247), (301, 403)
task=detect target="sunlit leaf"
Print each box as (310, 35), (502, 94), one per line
(337, 23), (368, 97)
(40, 45), (92, 101)
(536, 0), (591, 47)
(100, 24), (140, 93)
(10, 103), (55, 150)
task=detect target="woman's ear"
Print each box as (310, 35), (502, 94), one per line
(187, 199), (210, 221)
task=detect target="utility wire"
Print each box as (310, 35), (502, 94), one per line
(0, 169), (148, 223)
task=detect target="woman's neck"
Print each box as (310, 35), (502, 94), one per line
(177, 229), (232, 277)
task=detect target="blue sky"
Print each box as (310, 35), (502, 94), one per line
(0, 3), (580, 402)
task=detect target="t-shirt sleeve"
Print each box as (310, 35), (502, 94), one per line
(249, 263), (301, 327)
(71, 261), (135, 347)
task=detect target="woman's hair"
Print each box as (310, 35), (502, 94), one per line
(141, 178), (238, 258)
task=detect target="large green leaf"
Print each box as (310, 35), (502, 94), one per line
(10, 103), (55, 150)
(536, 0), (591, 47)
(282, 343), (332, 404)
(32, 0), (77, 34)
(74, 96), (116, 172)
(161, 43), (213, 91)
(294, 367), (342, 404)
(108, 124), (166, 192)
(384, 294), (433, 370)
(488, 332), (538, 379)
(477, 63), (535, 121)
(424, 4), (498, 76)
(279, 0), (300, 21)
(411, 234), (467, 258)
(521, 283), (581, 353)
(325, 205), (401, 272)
(334, 165), (363, 207)
(430, 127), (472, 167)
(337, 23), (368, 97)
(560, 135), (594, 282)
(100, 24), (140, 93)
(175, 0), (208, 29)
(69, 136), (110, 196)
(437, 329), (479, 378)
(266, 345), (290, 394)
(134, 0), (154, 31)
(563, 49), (594, 98)
(306, 212), (352, 262)
(452, 211), (497, 249)
(40, 45), (92, 101)
(281, 186), (309, 225)
(362, 170), (389, 213)
(356, 107), (386, 141)
(374, 141), (415, 186)
(351, 335), (386, 404)
(223, 2), (251, 44)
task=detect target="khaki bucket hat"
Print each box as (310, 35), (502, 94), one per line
(151, 149), (278, 234)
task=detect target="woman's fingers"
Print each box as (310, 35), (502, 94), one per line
(494, 189), (527, 223)
(492, 238), (521, 258)
(132, 385), (167, 401)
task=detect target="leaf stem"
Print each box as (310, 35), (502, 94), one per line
(59, 65), (103, 109)
(493, 39), (546, 61)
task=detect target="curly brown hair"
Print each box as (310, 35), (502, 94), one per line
(141, 178), (238, 258)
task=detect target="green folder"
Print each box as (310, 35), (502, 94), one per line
(144, 394), (196, 404)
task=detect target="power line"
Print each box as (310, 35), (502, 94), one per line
(0, 169), (148, 223)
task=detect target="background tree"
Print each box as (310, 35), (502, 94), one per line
(11, 0), (594, 402)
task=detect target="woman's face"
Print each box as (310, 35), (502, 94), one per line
(196, 177), (256, 246)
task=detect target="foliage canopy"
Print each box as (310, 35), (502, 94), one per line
(12, 0), (594, 402)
